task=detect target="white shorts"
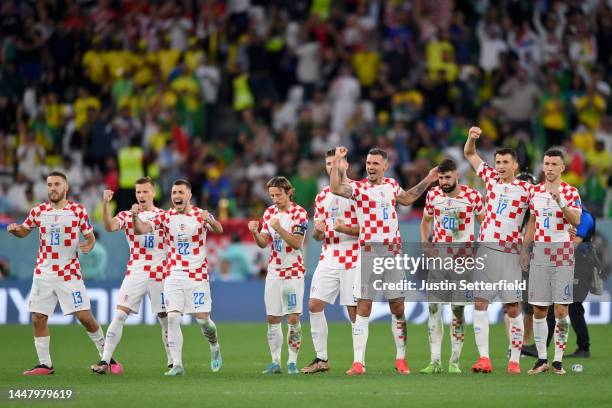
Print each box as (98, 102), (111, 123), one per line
(265, 278), (304, 316)
(164, 277), (212, 315)
(426, 268), (474, 305)
(474, 249), (523, 304)
(528, 264), (574, 306)
(310, 264), (357, 306)
(28, 278), (91, 316)
(353, 262), (406, 301)
(117, 274), (166, 314)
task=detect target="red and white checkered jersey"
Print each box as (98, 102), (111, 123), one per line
(477, 162), (531, 248)
(22, 201), (93, 281)
(147, 207), (213, 281)
(529, 182), (581, 266)
(314, 186), (360, 269)
(350, 178), (402, 247)
(261, 202), (308, 279)
(425, 185), (484, 243)
(116, 208), (167, 282)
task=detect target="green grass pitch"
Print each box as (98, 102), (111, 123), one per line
(0, 322), (610, 407)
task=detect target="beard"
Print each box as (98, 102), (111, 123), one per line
(48, 191), (66, 203)
(441, 182), (457, 193)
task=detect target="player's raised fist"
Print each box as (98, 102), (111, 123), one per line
(269, 217), (281, 231)
(314, 219), (326, 233)
(202, 210), (211, 223)
(130, 203), (141, 215)
(7, 223), (19, 232)
(468, 127), (482, 139)
(103, 190), (114, 203)
(335, 146), (348, 159)
(333, 218), (346, 231)
(248, 220), (260, 233)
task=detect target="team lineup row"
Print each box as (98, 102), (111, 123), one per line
(7, 126), (581, 377)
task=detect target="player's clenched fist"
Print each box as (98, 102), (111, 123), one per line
(333, 218), (345, 231)
(103, 190), (114, 203)
(248, 220), (260, 233)
(468, 126), (482, 139)
(314, 219), (326, 233)
(335, 146), (348, 159)
(130, 203), (141, 215)
(269, 217), (281, 231)
(7, 223), (19, 233)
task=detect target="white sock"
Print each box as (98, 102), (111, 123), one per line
(508, 313), (524, 363)
(533, 317), (548, 360)
(102, 310), (128, 362)
(450, 305), (465, 364)
(352, 315), (369, 364)
(553, 316), (569, 362)
(87, 327), (105, 358)
(473, 310), (489, 358)
(196, 317), (220, 351)
(167, 312), (183, 367)
(287, 322), (301, 364)
(267, 323), (283, 364)
(158, 316), (172, 366)
(427, 304), (443, 364)
(34, 336), (52, 367)
(310, 311), (328, 361)
(392, 314), (406, 359)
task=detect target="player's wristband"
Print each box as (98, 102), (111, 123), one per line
(558, 196), (568, 209)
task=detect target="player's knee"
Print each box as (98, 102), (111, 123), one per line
(157, 312), (167, 319)
(75, 311), (97, 330)
(474, 300), (488, 311)
(533, 306), (548, 319)
(357, 301), (372, 316)
(267, 315), (281, 325)
(554, 304), (568, 318)
(505, 303), (520, 318)
(287, 314), (300, 325)
(308, 299), (325, 313)
(31, 313), (48, 327)
(451, 305), (464, 318)
(389, 301), (404, 316)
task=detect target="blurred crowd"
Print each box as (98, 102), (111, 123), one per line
(1, 0), (611, 223)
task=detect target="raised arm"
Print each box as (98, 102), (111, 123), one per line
(397, 168), (438, 206)
(248, 220), (270, 248)
(330, 146), (353, 198)
(102, 190), (121, 232)
(464, 126), (484, 171)
(7, 223), (32, 238)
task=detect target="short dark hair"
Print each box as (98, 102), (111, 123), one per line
(136, 176), (155, 187)
(325, 148), (336, 158)
(494, 148), (517, 161)
(172, 179), (192, 190)
(438, 158), (457, 173)
(367, 148), (388, 160)
(47, 171), (67, 181)
(544, 149), (564, 160)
